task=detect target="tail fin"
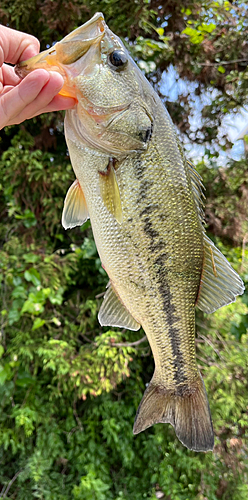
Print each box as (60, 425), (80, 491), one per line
(133, 373), (214, 452)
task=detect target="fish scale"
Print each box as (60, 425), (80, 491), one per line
(15, 12), (245, 452)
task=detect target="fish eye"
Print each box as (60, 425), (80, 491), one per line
(108, 50), (128, 71)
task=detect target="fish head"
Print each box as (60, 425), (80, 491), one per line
(15, 13), (154, 155)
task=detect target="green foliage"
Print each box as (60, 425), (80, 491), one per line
(0, 1), (247, 499)
(182, 23), (216, 45)
(197, 160), (248, 244)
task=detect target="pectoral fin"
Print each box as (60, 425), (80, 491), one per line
(98, 283), (140, 331)
(99, 160), (123, 224)
(62, 179), (89, 229)
(196, 234), (245, 313)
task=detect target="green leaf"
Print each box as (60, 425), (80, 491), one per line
(15, 209), (37, 228)
(32, 318), (46, 330)
(182, 27), (198, 37)
(48, 288), (64, 305)
(8, 305), (22, 325)
(182, 27), (204, 44)
(23, 253), (40, 263)
(24, 268), (41, 287)
(11, 285), (27, 299)
(218, 65), (226, 73)
(21, 291), (46, 315)
(157, 27), (164, 36)
(0, 363), (12, 384)
(199, 22), (216, 33)
(224, 1), (230, 11)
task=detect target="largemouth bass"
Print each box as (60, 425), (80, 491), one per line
(15, 13), (244, 452)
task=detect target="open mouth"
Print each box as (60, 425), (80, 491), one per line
(15, 12), (106, 97)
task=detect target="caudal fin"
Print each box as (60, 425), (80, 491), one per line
(133, 373), (214, 452)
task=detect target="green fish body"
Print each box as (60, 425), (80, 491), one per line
(16, 13), (245, 452)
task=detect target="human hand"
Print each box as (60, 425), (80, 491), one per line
(0, 25), (76, 129)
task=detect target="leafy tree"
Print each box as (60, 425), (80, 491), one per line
(0, 1), (247, 499)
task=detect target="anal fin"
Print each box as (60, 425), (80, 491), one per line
(62, 179), (89, 229)
(196, 234), (245, 313)
(98, 283), (140, 331)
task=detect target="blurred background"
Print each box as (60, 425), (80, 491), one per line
(0, 1), (247, 498)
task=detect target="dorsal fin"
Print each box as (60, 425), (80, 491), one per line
(196, 233), (245, 313)
(187, 160), (205, 224)
(186, 160), (245, 313)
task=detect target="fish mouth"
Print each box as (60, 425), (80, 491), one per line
(15, 12), (105, 98)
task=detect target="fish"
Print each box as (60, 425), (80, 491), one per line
(15, 13), (245, 452)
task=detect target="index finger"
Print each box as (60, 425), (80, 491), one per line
(0, 25), (40, 67)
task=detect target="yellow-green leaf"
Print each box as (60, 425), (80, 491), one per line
(32, 318), (46, 330)
(157, 27), (164, 36)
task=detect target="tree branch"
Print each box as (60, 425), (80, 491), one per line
(111, 335), (147, 347)
(197, 333), (224, 360)
(198, 58), (248, 66)
(1, 469), (23, 498)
